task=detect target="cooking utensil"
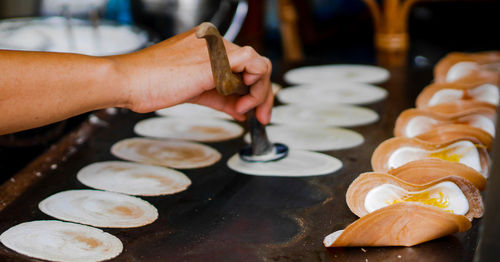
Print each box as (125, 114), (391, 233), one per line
(195, 22), (288, 162)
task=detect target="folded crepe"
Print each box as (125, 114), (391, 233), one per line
(346, 172), (483, 220)
(388, 159), (486, 191)
(416, 81), (499, 109)
(371, 137), (490, 177)
(395, 107), (496, 138)
(423, 100), (497, 116)
(434, 51), (500, 83)
(323, 202), (471, 247)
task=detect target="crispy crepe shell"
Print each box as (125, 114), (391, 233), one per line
(388, 159), (487, 191)
(346, 172), (483, 220)
(434, 51), (500, 83)
(323, 202), (471, 247)
(424, 101), (497, 116)
(394, 107), (496, 137)
(371, 137), (490, 177)
(416, 81), (498, 109)
(414, 124), (492, 149)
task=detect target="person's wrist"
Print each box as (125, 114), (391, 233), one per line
(106, 55), (134, 110)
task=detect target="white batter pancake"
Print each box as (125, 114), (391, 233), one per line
(0, 220), (122, 262)
(156, 103), (231, 119)
(227, 150), (342, 177)
(271, 104), (379, 127)
(111, 137), (221, 169)
(0, 17), (147, 56)
(134, 117), (243, 142)
(76, 161), (191, 196)
(243, 125), (363, 151)
(39, 190), (158, 228)
(284, 64), (390, 85)
(277, 83), (388, 105)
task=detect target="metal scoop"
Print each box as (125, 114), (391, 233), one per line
(195, 22), (288, 162)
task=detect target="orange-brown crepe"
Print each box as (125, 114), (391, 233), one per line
(323, 202), (471, 247)
(434, 51), (500, 83)
(371, 137), (490, 177)
(416, 80), (498, 109)
(394, 108), (494, 148)
(346, 172), (483, 220)
(414, 125), (492, 149)
(388, 159), (486, 191)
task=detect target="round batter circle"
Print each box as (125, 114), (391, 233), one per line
(77, 161), (191, 196)
(227, 150), (342, 177)
(134, 117), (243, 142)
(111, 137), (221, 169)
(271, 104), (379, 127)
(156, 103), (231, 119)
(0, 220), (123, 262)
(39, 190), (158, 228)
(277, 83), (387, 105)
(284, 64), (390, 85)
(244, 125), (364, 151)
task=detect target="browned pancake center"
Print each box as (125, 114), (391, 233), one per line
(189, 126), (230, 135)
(132, 173), (183, 189)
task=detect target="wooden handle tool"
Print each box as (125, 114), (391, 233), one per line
(196, 22), (287, 161)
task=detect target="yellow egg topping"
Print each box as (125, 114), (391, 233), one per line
(428, 148), (462, 162)
(428, 144), (485, 163)
(389, 191), (451, 212)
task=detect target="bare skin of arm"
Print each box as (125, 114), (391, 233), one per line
(0, 27), (273, 135)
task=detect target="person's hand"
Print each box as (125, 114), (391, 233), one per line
(112, 27), (274, 124)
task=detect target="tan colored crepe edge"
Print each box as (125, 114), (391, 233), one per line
(414, 124), (492, 149)
(415, 80), (497, 109)
(388, 159), (487, 191)
(393, 108), (493, 148)
(346, 172), (484, 220)
(434, 51), (500, 83)
(324, 202), (471, 247)
(371, 137), (490, 177)
(424, 101), (497, 116)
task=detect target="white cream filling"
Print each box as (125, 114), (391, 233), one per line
(428, 89), (464, 106)
(460, 114), (496, 137)
(387, 140), (481, 172)
(364, 182), (469, 215)
(467, 84), (499, 105)
(405, 116), (439, 137)
(323, 230), (344, 247)
(446, 62), (479, 82)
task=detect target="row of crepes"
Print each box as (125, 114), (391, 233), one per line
(324, 51), (500, 247)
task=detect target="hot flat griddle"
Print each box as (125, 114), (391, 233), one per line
(0, 65), (481, 261)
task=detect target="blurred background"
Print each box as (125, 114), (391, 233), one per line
(0, 0), (499, 182)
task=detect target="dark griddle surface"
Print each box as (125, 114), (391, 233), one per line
(0, 65), (480, 261)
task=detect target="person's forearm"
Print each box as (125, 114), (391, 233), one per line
(0, 51), (126, 135)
